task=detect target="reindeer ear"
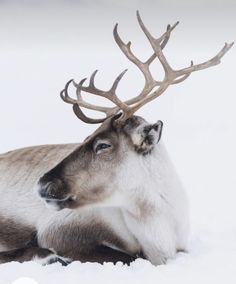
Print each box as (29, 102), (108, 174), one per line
(125, 119), (164, 155)
(152, 120), (163, 143)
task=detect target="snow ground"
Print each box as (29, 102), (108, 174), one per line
(0, 1), (236, 283)
(1, 227), (236, 284)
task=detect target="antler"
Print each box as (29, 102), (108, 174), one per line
(60, 11), (233, 124)
(60, 70), (129, 124)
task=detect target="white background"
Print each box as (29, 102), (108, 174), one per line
(0, 1), (235, 283)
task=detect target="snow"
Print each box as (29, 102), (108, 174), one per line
(1, 229), (236, 284)
(0, 1), (236, 283)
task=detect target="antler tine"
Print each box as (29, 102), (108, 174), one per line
(61, 12), (233, 125)
(89, 70), (98, 88)
(110, 69), (128, 93)
(136, 11), (173, 76)
(175, 42), (234, 78)
(171, 61), (193, 85)
(159, 22), (179, 48)
(113, 23), (156, 87)
(78, 71), (104, 97)
(145, 22), (179, 66)
(60, 79), (77, 104)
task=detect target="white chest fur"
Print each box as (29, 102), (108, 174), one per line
(116, 142), (190, 264)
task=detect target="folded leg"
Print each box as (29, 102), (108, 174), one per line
(75, 245), (140, 265)
(0, 245), (71, 265)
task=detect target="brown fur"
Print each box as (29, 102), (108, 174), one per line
(0, 216), (36, 250)
(39, 220), (138, 262)
(0, 246), (53, 264)
(0, 115), (163, 265)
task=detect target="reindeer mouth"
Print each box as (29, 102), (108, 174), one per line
(37, 179), (76, 211)
(44, 195), (76, 211)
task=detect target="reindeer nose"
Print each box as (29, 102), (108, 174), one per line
(39, 181), (57, 199)
(38, 177), (74, 210)
(38, 177), (68, 200)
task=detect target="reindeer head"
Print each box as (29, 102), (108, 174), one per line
(38, 11), (233, 211)
(38, 115), (163, 210)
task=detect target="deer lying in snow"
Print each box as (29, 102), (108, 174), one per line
(0, 12), (233, 266)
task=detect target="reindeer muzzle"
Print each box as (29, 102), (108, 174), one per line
(38, 178), (75, 210)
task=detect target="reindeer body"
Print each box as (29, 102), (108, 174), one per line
(0, 11), (231, 266)
(0, 119), (189, 265)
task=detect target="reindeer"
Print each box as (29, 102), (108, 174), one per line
(0, 12), (233, 266)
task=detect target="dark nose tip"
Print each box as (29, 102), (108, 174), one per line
(39, 181), (57, 200)
(38, 178), (67, 201)
(38, 175), (75, 211)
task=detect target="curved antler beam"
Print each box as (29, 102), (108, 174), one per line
(60, 11), (234, 124)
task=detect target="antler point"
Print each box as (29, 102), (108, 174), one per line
(79, 78), (87, 86)
(113, 23), (118, 32)
(121, 69), (128, 76)
(136, 10), (141, 21)
(72, 79), (77, 87)
(127, 41), (132, 48)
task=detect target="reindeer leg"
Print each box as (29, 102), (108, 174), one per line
(0, 245), (71, 265)
(75, 245), (142, 265)
(0, 245), (140, 265)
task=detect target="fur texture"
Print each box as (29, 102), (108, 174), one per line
(0, 116), (189, 265)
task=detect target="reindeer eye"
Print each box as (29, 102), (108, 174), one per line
(95, 143), (111, 154)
